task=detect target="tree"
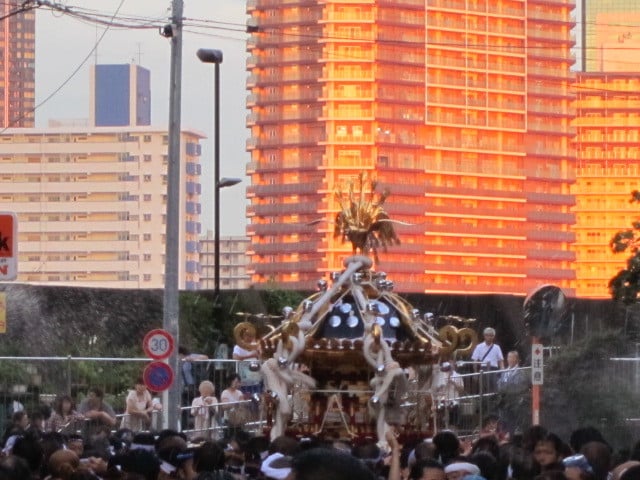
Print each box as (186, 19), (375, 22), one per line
(609, 191), (640, 304)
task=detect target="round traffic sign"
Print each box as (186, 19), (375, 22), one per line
(143, 329), (175, 360)
(143, 361), (174, 392)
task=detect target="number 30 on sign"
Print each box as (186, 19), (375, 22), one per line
(143, 329), (175, 360)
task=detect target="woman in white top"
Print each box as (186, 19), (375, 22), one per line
(120, 377), (153, 432)
(191, 380), (219, 439)
(220, 374), (247, 427)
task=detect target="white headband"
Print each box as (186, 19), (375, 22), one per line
(261, 453), (292, 480)
(444, 462), (481, 476)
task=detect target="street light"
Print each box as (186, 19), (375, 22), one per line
(197, 48), (241, 298)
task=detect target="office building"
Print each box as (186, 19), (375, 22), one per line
(90, 64), (151, 127)
(0, 126), (204, 289)
(199, 232), (250, 290)
(0, 5), (35, 128)
(582, 0), (640, 72)
(573, 73), (640, 298)
(245, 0), (576, 295)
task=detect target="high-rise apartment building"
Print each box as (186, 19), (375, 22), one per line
(0, 5), (35, 128)
(200, 232), (250, 290)
(582, 0), (640, 72)
(572, 73), (640, 298)
(0, 126), (204, 289)
(245, 0), (576, 295)
(90, 64), (151, 127)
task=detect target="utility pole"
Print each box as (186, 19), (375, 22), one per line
(162, 0), (183, 431)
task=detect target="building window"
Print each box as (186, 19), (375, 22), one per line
(144, 174), (152, 182)
(144, 194), (152, 201)
(143, 214), (152, 221)
(143, 233), (152, 241)
(143, 274), (152, 281)
(143, 135), (152, 142)
(144, 254), (152, 261)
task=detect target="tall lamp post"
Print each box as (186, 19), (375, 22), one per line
(197, 48), (241, 298)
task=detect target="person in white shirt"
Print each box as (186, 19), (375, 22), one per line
(432, 361), (464, 429)
(190, 380), (219, 440)
(471, 327), (504, 392)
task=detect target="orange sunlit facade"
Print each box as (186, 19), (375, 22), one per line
(572, 73), (640, 298)
(246, 0), (576, 295)
(0, 4), (35, 128)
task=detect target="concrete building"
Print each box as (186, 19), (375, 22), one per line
(90, 64), (151, 127)
(0, 126), (204, 289)
(245, 0), (576, 295)
(199, 232), (250, 290)
(572, 74), (640, 298)
(582, 0), (640, 72)
(1, 4), (35, 128)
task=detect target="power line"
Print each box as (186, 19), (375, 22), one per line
(1, 0), (128, 132)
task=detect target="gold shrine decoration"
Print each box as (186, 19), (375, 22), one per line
(334, 172), (400, 260)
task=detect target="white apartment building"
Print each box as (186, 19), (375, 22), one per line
(0, 126), (205, 289)
(199, 232), (250, 290)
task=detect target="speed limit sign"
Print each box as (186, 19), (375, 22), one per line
(143, 329), (175, 360)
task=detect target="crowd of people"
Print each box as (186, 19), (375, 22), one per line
(2, 409), (640, 480)
(3, 328), (629, 479)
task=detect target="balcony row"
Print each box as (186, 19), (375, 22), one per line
(247, 202), (320, 216)
(426, 0), (525, 18)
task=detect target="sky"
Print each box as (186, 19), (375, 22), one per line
(34, 0), (250, 236)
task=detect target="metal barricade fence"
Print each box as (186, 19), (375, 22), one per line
(0, 356), (529, 439)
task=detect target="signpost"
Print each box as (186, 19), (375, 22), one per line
(143, 329), (175, 360)
(0, 212), (17, 281)
(142, 329), (175, 393)
(143, 361), (175, 392)
(531, 342), (544, 425)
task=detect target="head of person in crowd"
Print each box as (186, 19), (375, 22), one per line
(53, 395), (76, 417)
(40, 432), (66, 467)
(506, 351), (520, 368)
(579, 441), (612, 480)
(158, 443), (197, 480)
(483, 328), (497, 346)
(569, 427), (609, 455)
(155, 429), (188, 451)
(443, 458), (481, 480)
(10, 431), (44, 477)
(0, 454), (31, 480)
(468, 450), (499, 480)
(226, 373), (242, 391)
(563, 453), (597, 480)
(522, 425), (549, 452)
(108, 448), (161, 480)
(85, 387), (106, 410)
(432, 430), (461, 465)
(66, 434), (84, 458)
(409, 458), (445, 480)
(192, 441), (227, 473)
(289, 447), (377, 480)
(408, 439), (438, 469)
(47, 448), (80, 480)
(261, 451), (293, 480)
(532, 432), (566, 473)
(269, 434), (301, 457)
(472, 435), (500, 461)
(611, 460), (640, 480)
(5, 410), (29, 437)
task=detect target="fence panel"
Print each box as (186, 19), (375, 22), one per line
(0, 356), (530, 440)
